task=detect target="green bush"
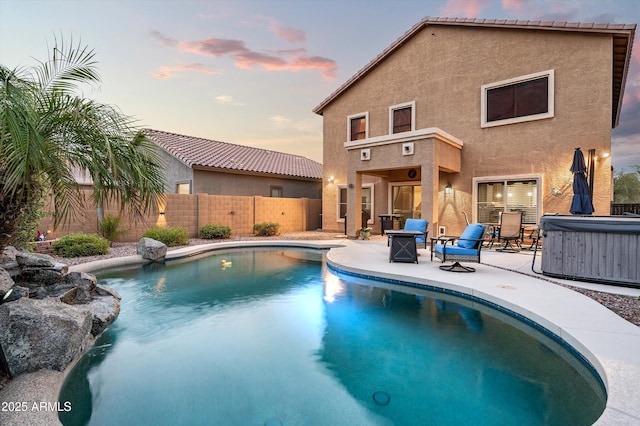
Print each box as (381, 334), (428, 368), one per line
(142, 226), (189, 247)
(253, 222), (280, 236)
(52, 233), (110, 257)
(99, 214), (127, 245)
(199, 224), (231, 239)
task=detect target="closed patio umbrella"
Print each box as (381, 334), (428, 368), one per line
(569, 148), (594, 215)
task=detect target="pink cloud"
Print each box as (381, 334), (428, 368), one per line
(441, 0), (488, 17)
(151, 63), (219, 79)
(269, 21), (306, 43)
(179, 38), (248, 57)
(502, 0), (526, 11)
(151, 30), (336, 80)
(256, 16), (306, 43)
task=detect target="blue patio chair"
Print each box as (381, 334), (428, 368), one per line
(430, 223), (488, 272)
(387, 218), (429, 249)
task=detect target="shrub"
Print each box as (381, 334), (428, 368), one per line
(253, 222), (280, 236)
(199, 224), (231, 239)
(99, 214), (127, 245)
(52, 233), (110, 257)
(142, 226), (188, 247)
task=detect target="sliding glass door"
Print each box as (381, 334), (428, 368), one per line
(391, 184), (422, 223)
(476, 179), (538, 224)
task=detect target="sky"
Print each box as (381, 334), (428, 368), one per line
(1, 0), (639, 171)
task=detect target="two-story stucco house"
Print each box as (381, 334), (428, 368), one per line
(313, 17), (636, 237)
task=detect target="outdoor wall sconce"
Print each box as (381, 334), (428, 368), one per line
(445, 183), (453, 195)
(551, 188), (562, 196)
(327, 176), (335, 184)
(348, 183), (354, 188)
(159, 211), (165, 216)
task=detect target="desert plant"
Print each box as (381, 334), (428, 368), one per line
(99, 214), (127, 245)
(0, 36), (166, 253)
(199, 224), (231, 239)
(253, 222), (280, 236)
(52, 233), (109, 257)
(142, 226), (188, 247)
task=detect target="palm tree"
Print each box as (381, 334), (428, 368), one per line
(0, 37), (166, 251)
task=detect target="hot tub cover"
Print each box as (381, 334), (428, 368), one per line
(540, 215), (640, 234)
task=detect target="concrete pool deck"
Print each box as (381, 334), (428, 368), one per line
(2, 238), (639, 425)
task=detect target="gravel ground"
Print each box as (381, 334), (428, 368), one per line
(50, 232), (640, 328)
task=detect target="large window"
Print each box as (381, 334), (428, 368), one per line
(481, 70), (554, 128)
(476, 179), (539, 224)
(337, 184), (373, 224)
(348, 112), (368, 141)
(389, 101), (415, 134)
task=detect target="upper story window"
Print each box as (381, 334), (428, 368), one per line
(389, 101), (415, 134)
(481, 70), (554, 128)
(348, 112), (368, 141)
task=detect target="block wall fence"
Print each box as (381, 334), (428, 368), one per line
(38, 191), (322, 242)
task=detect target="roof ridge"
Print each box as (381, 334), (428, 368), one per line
(144, 128), (322, 179)
(145, 128), (317, 161)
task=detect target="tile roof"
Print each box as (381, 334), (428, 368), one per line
(145, 129), (322, 180)
(313, 16), (636, 127)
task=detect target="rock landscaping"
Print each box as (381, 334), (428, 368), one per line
(0, 247), (121, 380)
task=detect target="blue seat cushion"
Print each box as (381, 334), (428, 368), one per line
(433, 244), (477, 256)
(404, 219), (428, 244)
(457, 224), (485, 249)
(404, 218), (427, 233)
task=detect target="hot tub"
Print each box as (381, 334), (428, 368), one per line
(540, 215), (640, 287)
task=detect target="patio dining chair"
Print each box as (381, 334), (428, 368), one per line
(495, 211), (524, 252)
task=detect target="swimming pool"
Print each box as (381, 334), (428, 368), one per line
(59, 248), (605, 425)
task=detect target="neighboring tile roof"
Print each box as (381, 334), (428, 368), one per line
(313, 16), (636, 127)
(145, 129), (322, 179)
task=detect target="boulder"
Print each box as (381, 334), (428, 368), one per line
(0, 268), (13, 297)
(65, 271), (97, 291)
(15, 251), (56, 268)
(0, 298), (92, 377)
(93, 284), (122, 300)
(137, 237), (167, 261)
(16, 262), (67, 287)
(60, 287), (92, 305)
(0, 246), (18, 265)
(88, 294), (121, 336)
(2, 285), (29, 303)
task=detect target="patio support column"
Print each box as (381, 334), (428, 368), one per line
(346, 169), (362, 238)
(421, 143), (438, 237)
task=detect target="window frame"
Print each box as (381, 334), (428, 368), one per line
(270, 185), (284, 198)
(336, 183), (374, 224)
(472, 175), (542, 225)
(347, 112), (369, 141)
(481, 70), (554, 128)
(389, 101), (416, 135)
(176, 181), (191, 194)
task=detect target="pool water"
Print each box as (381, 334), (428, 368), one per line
(59, 249), (605, 425)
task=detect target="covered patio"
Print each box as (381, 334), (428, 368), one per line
(343, 127), (463, 237)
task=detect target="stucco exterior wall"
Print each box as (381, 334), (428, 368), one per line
(193, 169), (321, 199)
(320, 25), (614, 236)
(156, 148), (194, 193)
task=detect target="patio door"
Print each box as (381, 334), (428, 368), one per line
(391, 184), (422, 224)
